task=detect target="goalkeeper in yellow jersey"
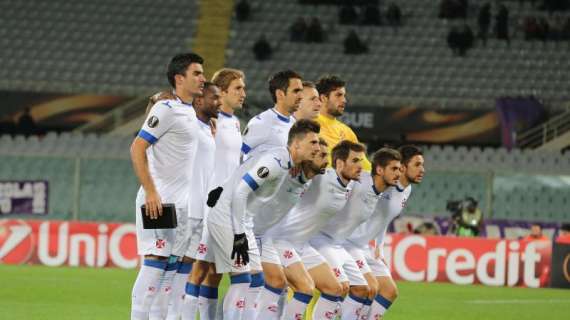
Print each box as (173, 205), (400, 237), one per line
(315, 75), (372, 172)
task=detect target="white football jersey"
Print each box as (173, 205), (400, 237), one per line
(241, 108), (295, 161)
(251, 169), (308, 236)
(319, 174), (384, 243)
(136, 99), (198, 208)
(207, 147), (298, 235)
(187, 119), (216, 219)
(268, 169), (353, 245)
(346, 184), (412, 248)
(212, 111), (242, 187)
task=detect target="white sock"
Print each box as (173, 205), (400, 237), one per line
(222, 274), (251, 320)
(166, 262), (192, 320)
(180, 282), (200, 320)
(255, 285), (283, 320)
(368, 295), (392, 319)
(358, 299), (372, 320)
(131, 259), (167, 320)
(312, 293), (340, 320)
(243, 272), (264, 320)
(198, 285), (218, 320)
(341, 293), (367, 320)
(150, 260), (179, 320)
(282, 291), (312, 320)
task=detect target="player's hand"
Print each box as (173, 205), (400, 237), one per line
(231, 233), (249, 266)
(206, 186), (223, 207)
(145, 190), (163, 220)
(150, 91), (176, 104)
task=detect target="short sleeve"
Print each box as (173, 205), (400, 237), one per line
(240, 152), (285, 191)
(241, 117), (266, 156)
(138, 102), (175, 144)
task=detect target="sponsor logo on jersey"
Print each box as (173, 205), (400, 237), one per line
(147, 116), (159, 128)
(257, 167), (270, 178)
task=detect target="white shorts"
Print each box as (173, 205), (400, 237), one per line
(344, 243), (391, 278)
(185, 218), (204, 258)
(310, 235), (368, 286)
(135, 190), (188, 257)
(190, 222), (214, 263)
(267, 238), (326, 270)
(207, 223), (261, 273)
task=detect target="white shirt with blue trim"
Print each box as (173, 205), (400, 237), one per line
(207, 147), (298, 235)
(319, 173), (385, 244)
(212, 111), (242, 187)
(345, 184), (412, 248)
(188, 118), (216, 219)
(241, 108), (295, 161)
(267, 168), (353, 245)
(137, 99), (199, 208)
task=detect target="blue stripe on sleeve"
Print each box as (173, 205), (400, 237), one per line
(242, 173), (259, 191)
(241, 143), (252, 154)
(138, 129), (158, 144)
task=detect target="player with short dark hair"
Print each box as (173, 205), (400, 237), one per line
(130, 52), (205, 320)
(315, 75), (372, 172)
(206, 119), (321, 320)
(241, 70), (303, 160)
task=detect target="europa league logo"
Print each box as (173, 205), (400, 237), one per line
(564, 254), (570, 283)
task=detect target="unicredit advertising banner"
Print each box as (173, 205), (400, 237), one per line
(0, 220), (553, 288)
(382, 234), (552, 288)
(0, 219), (138, 269)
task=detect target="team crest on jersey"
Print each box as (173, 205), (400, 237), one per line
(147, 116), (159, 128)
(257, 166), (269, 178)
(402, 198), (407, 208)
(283, 250), (294, 259)
(356, 259), (365, 269)
(197, 243), (207, 254)
(155, 239), (166, 249)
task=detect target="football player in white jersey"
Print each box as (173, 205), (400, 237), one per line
(173, 69), (247, 320)
(313, 148), (402, 319)
(293, 81), (321, 121)
(251, 138), (327, 320)
(207, 119), (321, 320)
(241, 70), (303, 160)
(130, 53), (205, 320)
(263, 140), (366, 320)
(345, 145), (424, 319)
(145, 82), (216, 320)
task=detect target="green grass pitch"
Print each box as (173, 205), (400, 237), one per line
(1, 264), (569, 319)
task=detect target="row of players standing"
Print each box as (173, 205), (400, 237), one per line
(130, 52), (425, 320)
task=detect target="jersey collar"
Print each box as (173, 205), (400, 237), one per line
(336, 174), (348, 188)
(271, 108), (291, 123)
(219, 111), (233, 118)
(174, 93), (193, 108)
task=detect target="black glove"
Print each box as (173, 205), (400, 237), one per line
(231, 233), (249, 265)
(206, 186), (223, 207)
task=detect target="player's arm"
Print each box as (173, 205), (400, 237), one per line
(240, 117), (265, 160)
(130, 102), (174, 219)
(230, 154), (282, 234)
